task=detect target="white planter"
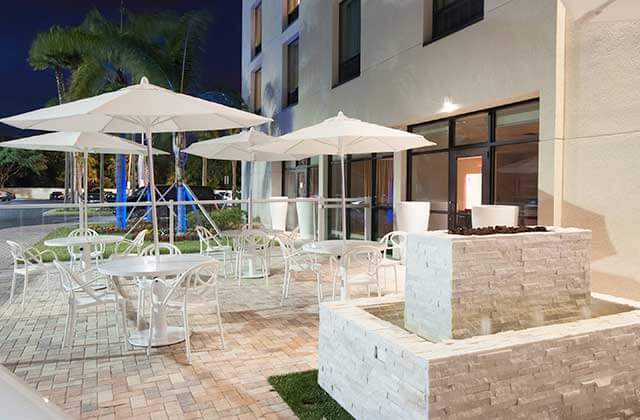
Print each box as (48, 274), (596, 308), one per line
(296, 201), (315, 239)
(397, 201), (430, 233)
(471, 205), (519, 227)
(269, 197), (288, 231)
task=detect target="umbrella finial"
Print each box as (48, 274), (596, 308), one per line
(140, 76), (149, 85)
(337, 111), (346, 118)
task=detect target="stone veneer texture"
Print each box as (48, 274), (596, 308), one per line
(318, 294), (640, 420)
(405, 227), (592, 341)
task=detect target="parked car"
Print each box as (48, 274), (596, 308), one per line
(49, 191), (65, 201)
(104, 191), (116, 202)
(0, 191), (15, 202)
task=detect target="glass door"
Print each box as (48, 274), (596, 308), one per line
(450, 148), (490, 229)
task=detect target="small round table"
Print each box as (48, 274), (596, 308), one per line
(44, 234), (123, 270)
(302, 240), (384, 300)
(220, 229), (285, 279)
(98, 254), (215, 347)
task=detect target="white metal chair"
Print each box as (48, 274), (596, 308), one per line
(6, 240), (58, 306)
(146, 260), (224, 364)
(67, 228), (104, 269)
(275, 234), (323, 305)
(195, 226), (232, 277)
(235, 229), (270, 285)
(52, 260), (128, 349)
(112, 229), (147, 258)
(333, 245), (384, 300)
(140, 243), (182, 256)
(378, 231), (407, 293)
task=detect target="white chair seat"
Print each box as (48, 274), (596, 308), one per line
(205, 245), (232, 253)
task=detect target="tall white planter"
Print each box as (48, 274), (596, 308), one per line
(471, 205), (519, 227)
(397, 201), (430, 233)
(296, 201), (315, 239)
(270, 196), (288, 231)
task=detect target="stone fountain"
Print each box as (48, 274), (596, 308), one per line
(318, 227), (640, 419)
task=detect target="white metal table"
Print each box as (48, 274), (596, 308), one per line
(44, 234), (123, 270)
(221, 229), (285, 279)
(98, 254), (215, 347)
(302, 240), (384, 300)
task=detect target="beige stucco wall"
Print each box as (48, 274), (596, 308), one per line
(561, 0), (640, 291)
(242, 0), (565, 224)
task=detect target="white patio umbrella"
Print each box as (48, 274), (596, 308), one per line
(183, 128), (309, 228)
(0, 77), (271, 249)
(0, 131), (167, 230)
(257, 111), (435, 241)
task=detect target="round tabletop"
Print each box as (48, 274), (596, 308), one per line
(221, 228), (285, 238)
(97, 254), (214, 278)
(302, 240), (383, 257)
(44, 234), (124, 247)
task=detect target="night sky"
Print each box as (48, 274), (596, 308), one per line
(0, 0), (242, 136)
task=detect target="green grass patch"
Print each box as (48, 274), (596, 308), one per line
(268, 370), (353, 420)
(31, 225), (202, 262)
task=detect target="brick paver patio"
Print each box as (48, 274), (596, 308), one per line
(0, 257), (334, 420)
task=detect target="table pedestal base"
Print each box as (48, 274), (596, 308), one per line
(128, 326), (189, 347)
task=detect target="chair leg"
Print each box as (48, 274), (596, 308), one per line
(62, 304), (72, 349)
(216, 303), (225, 350)
(64, 305), (77, 349)
(9, 270), (16, 304)
(146, 305), (154, 358)
(263, 256), (269, 286)
(316, 273), (322, 305)
(280, 267), (289, 306)
(21, 271), (29, 307)
(393, 264), (398, 293)
(183, 308), (191, 365)
(113, 301), (120, 341)
(120, 300), (130, 350)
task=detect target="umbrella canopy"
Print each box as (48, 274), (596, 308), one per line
(0, 77), (271, 250)
(0, 131), (167, 155)
(257, 112), (435, 242)
(0, 132), (168, 231)
(184, 128), (308, 228)
(0, 77), (271, 133)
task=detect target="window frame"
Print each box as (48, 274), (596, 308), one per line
(285, 0), (300, 28)
(252, 2), (263, 58)
(252, 68), (262, 114)
(336, 0), (361, 87)
(284, 37), (299, 108)
(428, 0), (484, 45)
(407, 99), (540, 227)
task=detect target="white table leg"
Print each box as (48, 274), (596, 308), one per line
(128, 280), (188, 348)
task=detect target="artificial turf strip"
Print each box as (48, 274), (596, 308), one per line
(268, 370), (353, 420)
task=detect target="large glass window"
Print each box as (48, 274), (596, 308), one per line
(338, 0), (361, 85)
(285, 38), (299, 107)
(496, 101), (540, 142)
(252, 68), (262, 114)
(409, 99), (540, 229)
(494, 142), (538, 225)
(252, 3), (262, 57)
(455, 112), (488, 146)
(432, 0), (484, 41)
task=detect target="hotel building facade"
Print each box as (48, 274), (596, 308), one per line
(241, 0), (640, 292)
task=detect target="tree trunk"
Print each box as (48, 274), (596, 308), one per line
(54, 65), (73, 204)
(231, 160), (237, 198)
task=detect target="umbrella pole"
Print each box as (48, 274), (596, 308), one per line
(145, 127), (160, 252)
(84, 152), (89, 232)
(248, 160), (255, 229)
(340, 151), (347, 244)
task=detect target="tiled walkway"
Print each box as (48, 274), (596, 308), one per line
(0, 258), (339, 420)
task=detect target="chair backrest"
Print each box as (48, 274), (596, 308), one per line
(52, 260), (101, 300)
(67, 228), (104, 254)
(380, 231), (408, 259)
(238, 229), (271, 251)
(343, 245), (384, 277)
(274, 233), (296, 259)
(114, 229), (147, 256)
(160, 260), (220, 307)
(6, 240), (25, 264)
(140, 242), (182, 256)
(196, 225), (222, 250)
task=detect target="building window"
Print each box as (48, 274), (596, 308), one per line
(252, 68), (262, 114)
(252, 3), (262, 57)
(285, 38), (299, 107)
(338, 0), (361, 85)
(286, 0), (300, 27)
(409, 99), (540, 228)
(432, 0), (484, 41)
